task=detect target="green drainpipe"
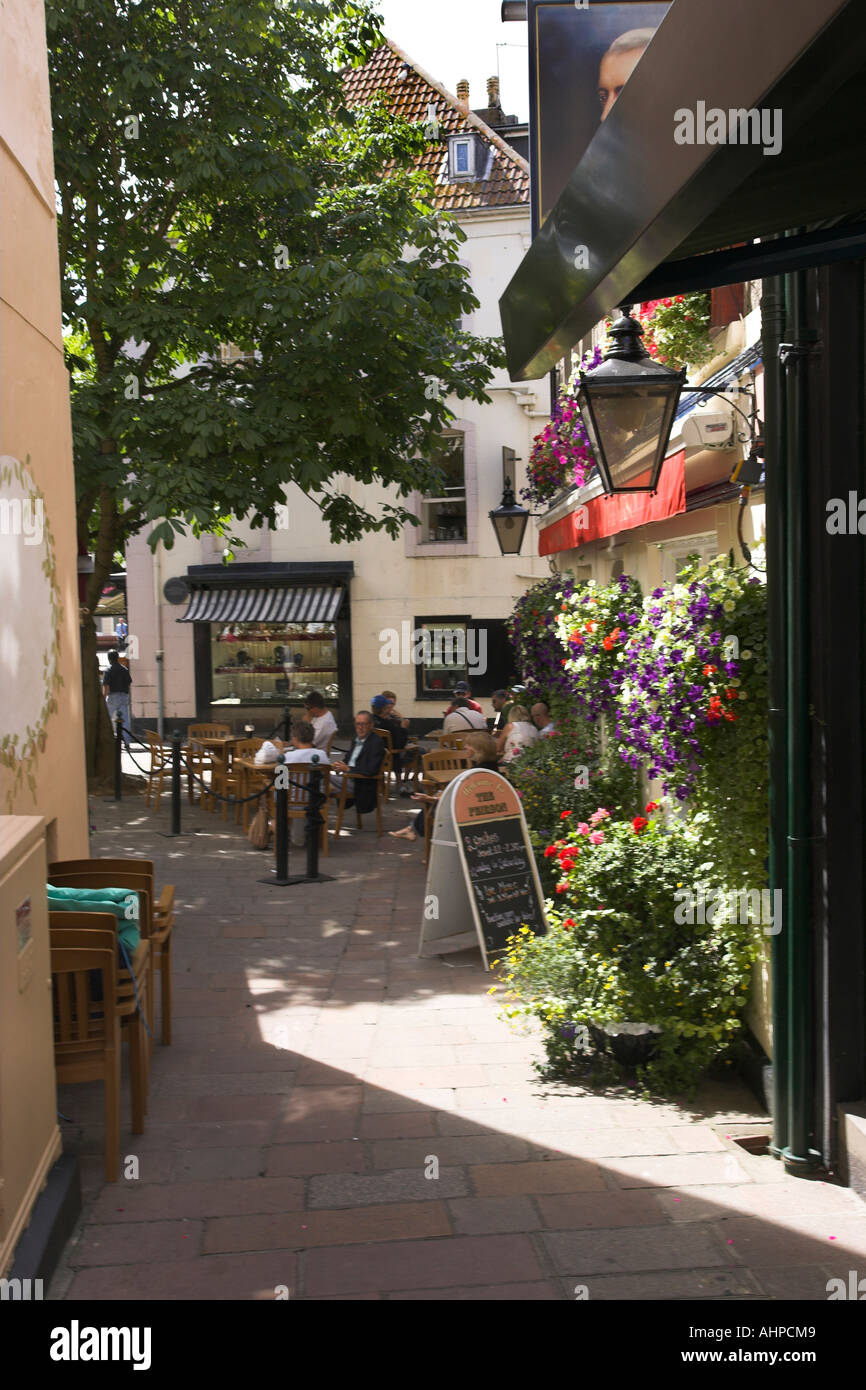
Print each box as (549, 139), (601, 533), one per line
(762, 271), (789, 1156)
(782, 268), (817, 1170)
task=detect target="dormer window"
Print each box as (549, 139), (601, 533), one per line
(447, 132), (487, 182)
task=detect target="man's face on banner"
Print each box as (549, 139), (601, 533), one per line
(597, 43), (648, 122)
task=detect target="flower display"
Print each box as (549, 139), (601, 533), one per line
(522, 345), (603, 507)
(555, 573), (644, 722)
(635, 294), (714, 371)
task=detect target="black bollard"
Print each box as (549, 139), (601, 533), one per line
(112, 713), (124, 801)
(305, 766), (322, 879)
(273, 780), (289, 885)
(281, 704), (292, 741)
(170, 730), (182, 836)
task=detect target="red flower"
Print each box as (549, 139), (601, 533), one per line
(602, 636), (613, 651)
(645, 801), (660, 813)
(724, 688), (738, 700)
(702, 664), (717, 676)
(723, 711), (738, 722)
(543, 845), (557, 858)
(559, 859), (576, 872)
(555, 882), (569, 894)
(632, 815), (649, 835)
(560, 810), (572, 819)
(562, 918), (575, 930)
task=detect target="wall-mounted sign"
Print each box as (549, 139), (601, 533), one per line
(419, 769), (547, 969)
(529, 0), (671, 236)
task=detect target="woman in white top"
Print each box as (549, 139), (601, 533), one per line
(498, 704), (540, 764)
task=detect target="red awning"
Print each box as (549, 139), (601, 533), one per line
(538, 450), (686, 557)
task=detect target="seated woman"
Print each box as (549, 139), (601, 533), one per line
(388, 731), (500, 843)
(497, 704), (540, 764)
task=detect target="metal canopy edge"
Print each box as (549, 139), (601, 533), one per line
(500, 0), (858, 381)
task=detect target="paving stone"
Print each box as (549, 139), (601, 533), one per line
(388, 1281), (557, 1300)
(656, 1181), (863, 1223)
(746, 1266), (844, 1300)
(371, 1135), (531, 1169)
(89, 1177), (306, 1223)
(721, 1214), (866, 1267)
(66, 1252), (298, 1300)
(533, 1128), (706, 1160)
(558, 1269), (762, 1301)
(447, 1196), (540, 1235)
(542, 1224), (733, 1277)
(609, 1153), (751, 1188)
(307, 1167), (468, 1208)
(361, 1087), (456, 1113)
(536, 1190), (668, 1230)
(204, 1201), (452, 1253)
(357, 1112), (437, 1139)
(174, 1147), (266, 1181)
(365, 1065), (488, 1090)
(471, 1160), (607, 1196)
(303, 1234), (543, 1296)
(266, 1142), (368, 1177)
(72, 1220), (205, 1266)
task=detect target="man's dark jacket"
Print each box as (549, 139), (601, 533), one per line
(341, 732), (386, 813)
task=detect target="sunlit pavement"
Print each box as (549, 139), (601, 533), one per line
(50, 780), (866, 1300)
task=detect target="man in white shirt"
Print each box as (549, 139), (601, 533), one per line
(442, 697), (487, 735)
(304, 691), (337, 750)
(258, 721), (330, 847)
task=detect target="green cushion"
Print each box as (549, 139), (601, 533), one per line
(47, 885), (141, 953)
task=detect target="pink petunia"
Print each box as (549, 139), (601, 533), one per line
(589, 831), (605, 845)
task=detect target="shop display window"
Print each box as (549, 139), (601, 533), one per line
(210, 621), (338, 709)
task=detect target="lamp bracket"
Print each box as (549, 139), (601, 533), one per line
(679, 382), (760, 448)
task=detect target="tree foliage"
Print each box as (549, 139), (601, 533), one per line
(47, 0), (504, 774)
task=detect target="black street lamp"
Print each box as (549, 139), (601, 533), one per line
(576, 305), (686, 495)
(489, 476), (530, 554)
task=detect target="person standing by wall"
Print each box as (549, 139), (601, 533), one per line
(102, 649), (133, 748)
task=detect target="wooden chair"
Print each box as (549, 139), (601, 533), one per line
(51, 938), (123, 1182)
(211, 737), (262, 823)
(186, 723), (230, 805)
(47, 869), (155, 1052)
(50, 918), (150, 1127)
(421, 748), (473, 777)
(50, 858), (175, 1047)
(284, 765), (331, 856)
(333, 747), (391, 837)
(375, 727), (395, 802)
(144, 731), (171, 811)
(438, 733), (466, 750)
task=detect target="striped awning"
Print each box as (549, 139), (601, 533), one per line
(178, 584), (345, 624)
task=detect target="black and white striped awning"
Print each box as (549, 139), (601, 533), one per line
(178, 584), (345, 624)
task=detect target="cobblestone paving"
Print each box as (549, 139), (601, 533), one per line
(48, 778), (866, 1301)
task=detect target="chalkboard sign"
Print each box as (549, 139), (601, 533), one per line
(419, 769), (547, 969)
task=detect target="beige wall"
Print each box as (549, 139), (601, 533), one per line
(0, 0), (88, 858)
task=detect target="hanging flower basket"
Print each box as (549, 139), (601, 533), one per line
(522, 344), (603, 507)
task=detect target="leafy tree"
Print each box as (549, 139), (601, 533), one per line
(47, 0), (504, 779)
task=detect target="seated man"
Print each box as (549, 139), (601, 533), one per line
(330, 710), (386, 816)
(531, 701), (556, 736)
(304, 691), (337, 750)
(371, 694), (408, 750)
(442, 696), (487, 735)
(444, 680), (484, 716)
(274, 720), (330, 847)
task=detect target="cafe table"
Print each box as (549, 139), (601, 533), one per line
(188, 734), (246, 812)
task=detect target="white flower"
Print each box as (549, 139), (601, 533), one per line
(723, 600), (736, 613)
(741, 649), (753, 660)
(737, 691), (747, 700)
(729, 677), (741, 687)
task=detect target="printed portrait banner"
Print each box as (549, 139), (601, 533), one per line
(529, 0), (672, 235)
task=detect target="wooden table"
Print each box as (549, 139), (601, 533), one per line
(419, 764), (471, 788)
(188, 735), (247, 813)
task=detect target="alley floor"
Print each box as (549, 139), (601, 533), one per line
(48, 775), (866, 1302)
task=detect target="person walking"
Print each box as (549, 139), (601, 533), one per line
(102, 649), (133, 748)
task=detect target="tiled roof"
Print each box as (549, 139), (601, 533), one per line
(342, 39), (530, 212)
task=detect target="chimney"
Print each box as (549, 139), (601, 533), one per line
(487, 75), (501, 108)
(456, 79), (470, 103)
